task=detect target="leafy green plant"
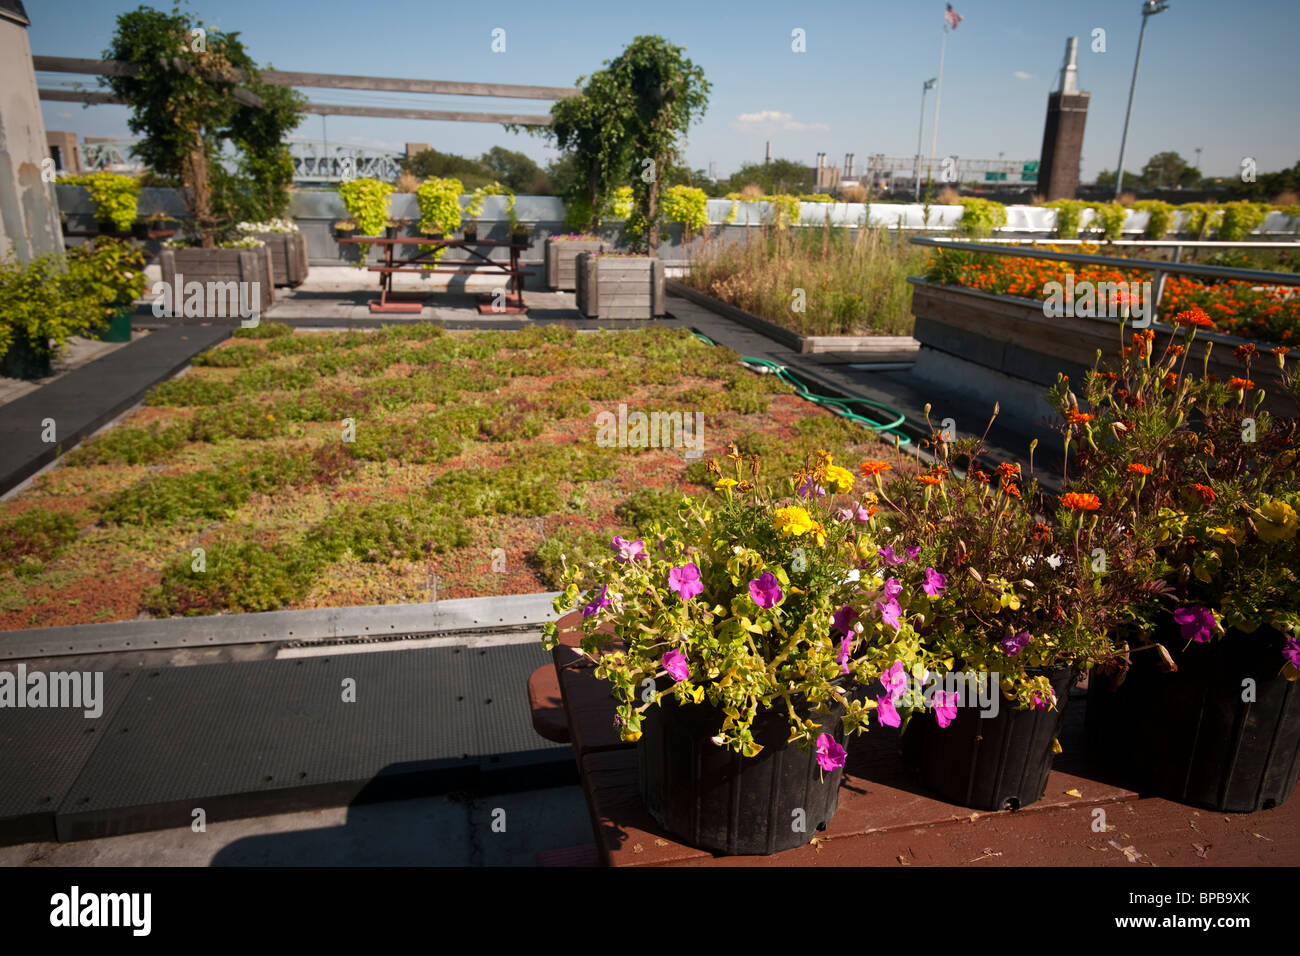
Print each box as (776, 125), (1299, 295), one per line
(146, 539), (322, 615)
(1089, 202), (1128, 242)
(1180, 202), (1223, 239)
(309, 496), (471, 561)
(233, 320), (293, 339)
(528, 528), (624, 589)
(0, 509), (78, 563)
(1045, 199), (1086, 239)
(0, 251), (102, 371)
(337, 177), (394, 257)
(766, 194), (801, 230)
(1218, 201), (1270, 241)
(662, 185), (709, 239)
(65, 421), (190, 466)
(956, 197), (1007, 238)
(415, 176), (463, 235)
(1133, 200), (1174, 239)
(62, 172), (140, 231)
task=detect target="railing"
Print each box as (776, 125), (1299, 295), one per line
(909, 236), (1300, 326)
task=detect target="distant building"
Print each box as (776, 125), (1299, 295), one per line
(46, 131), (81, 175)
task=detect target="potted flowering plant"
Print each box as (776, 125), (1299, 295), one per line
(860, 402), (1138, 811)
(1069, 310), (1300, 811)
(543, 449), (909, 855)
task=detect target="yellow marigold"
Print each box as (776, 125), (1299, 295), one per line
(715, 478), (738, 491)
(824, 464), (855, 494)
(773, 506), (815, 537)
(1207, 525), (1245, 545)
(1257, 500), (1298, 543)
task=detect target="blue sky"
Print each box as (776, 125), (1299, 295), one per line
(28, 0), (1300, 182)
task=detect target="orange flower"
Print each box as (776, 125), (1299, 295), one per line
(1270, 346), (1290, 356)
(1172, 308), (1215, 329)
(859, 461), (892, 478)
(1227, 377), (1255, 390)
(917, 474), (944, 486)
(1234, 343), (1256, 362)
(1169, 345), (1186, 357)
(1191, 483), (1216, 504)
(1127, 463), (1153, 476)
(1066, 410), (1094, 426)
(1001, 480), (1022, 499)
(1033, 522), (1053, 543)
(996, 461), (1021, 481)
(1060, 492), (1101, 511)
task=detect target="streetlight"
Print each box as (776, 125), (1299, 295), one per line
(1115, 0), (1170, 199)
(915, 78), (936, 200)
(1194, 146), (1202, 175)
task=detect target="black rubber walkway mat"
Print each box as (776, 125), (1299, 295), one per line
(0, 669), (135, 845)
(40, 642), (567, 842)
(0, 325), (231, 494)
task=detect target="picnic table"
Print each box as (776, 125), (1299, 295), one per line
(336, 235), (530, 314)
(527, 611), (1300, 866)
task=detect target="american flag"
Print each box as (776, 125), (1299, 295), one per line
(945, 4), (963, 29)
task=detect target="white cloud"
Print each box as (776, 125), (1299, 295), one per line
(1013, 71), (1033, 80)
(731, 110), (829, 134)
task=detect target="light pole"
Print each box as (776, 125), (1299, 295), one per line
(1115, 0), (1169, 199)
(915, 78), (936, 200)
(1194, 146), (1202, 177)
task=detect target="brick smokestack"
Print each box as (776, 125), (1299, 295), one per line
(1037, 37), (1090, 200)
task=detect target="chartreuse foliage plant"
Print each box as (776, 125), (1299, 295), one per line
(1133, 200), (1174, 239)
(337, 177), (393, 259)
(1046, 199), (1086, 239)
(1089, 202), (1128, 242)
(62, 172), (140, 231)
(661, 185), (708, 239)
(955, 197), (1006, 237)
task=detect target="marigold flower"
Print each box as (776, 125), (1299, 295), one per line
(1172, 308), (1215, 329)
(773, 506), (815, 537)
(1060, 492), (1101, 511)
(1066, 410), (1094, 426)
(1127, 463), (1153, 476)
(1227, 377), (1255, 390)
(996, 461), (1021, 480)
(1169, 345), (1186, 357)
(824, 464), (856, 494)
(859, 460), (892, 478)
(1001, 480), (1022, 499)
(1033, 522), (1053, 543)
(1234, 343), (1256, 362)
(1191, 483), (1216, 504)
(917, 474), (944, 486)
(714, 477), (738, 491)
(1163, 372), (1178, 390)
(1256, 500), (1298, 542)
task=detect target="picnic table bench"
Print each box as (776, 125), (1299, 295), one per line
(527, 611), (1300, 866)
(336, 236), (530, 314)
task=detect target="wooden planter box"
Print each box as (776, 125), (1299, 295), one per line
(575, 254), (665, 319)
(908, 279), (1298, 417)
(255, 232), (309, 286)
(159, 246), (276, 319)
(545, 238), (606, 291)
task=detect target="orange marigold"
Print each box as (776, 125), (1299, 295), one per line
(859, 461), (892, 477)
(1172, 308), (1215, 329)
(1001, 481), (1022, 499)
(1127, 463), (1153, 476)
(1227, 377), (1255, 390)
(917, 474), (944, 486)
(1066, 410), (1095, 426)
(1060, 492), (1101, 511)
(1191, 483), (1216, 503)
(1169, 345), (1186, 357)
(1163, 372), (1178, 390)
(996, 461), (1021, 480)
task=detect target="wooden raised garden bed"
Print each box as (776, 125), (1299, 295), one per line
(908, 279), (1298, 417)
(158, 247), (276, 318)
(254, 232), (309, 287)
(575, 253), (665, 319)
(545, 237), (606, 291)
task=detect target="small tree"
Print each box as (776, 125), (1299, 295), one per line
(103, 5), (304, 246)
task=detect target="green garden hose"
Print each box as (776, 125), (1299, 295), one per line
(737, 356), (912, 446)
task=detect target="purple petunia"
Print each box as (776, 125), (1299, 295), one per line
(831, 605), (857, 633)
(1173, 606), (1217, 644)
(581, 585), (611, 618)
(1001, 631), (1032, 656)
(815, 733), (847, 772)
(611, 536), (647, 562)
(877, 545), (905, 566)
(668, 563), (703, 601)
(749, 572), (783, 609)
(882, 577), (903, 601)
(922, 567), (947, 597)
(662, 649), (690, 683)
(797, 477), (827, 498)
(878, 598), (903, 632)
(1285, 637), (1300, 670)
(838, 635), (852, 674)
(1031, 689), (1056, 713)
(906, 545), (921, 561)
(933, 690), (959, 728)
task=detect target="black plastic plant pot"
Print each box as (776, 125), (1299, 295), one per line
(1087, 629), (1300, 812)
(0, 337), (52, 380)
(908, 665), (1077, 811)
(637, 691), (846, 855)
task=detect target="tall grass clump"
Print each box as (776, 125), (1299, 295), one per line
(683, 225), (924, 337)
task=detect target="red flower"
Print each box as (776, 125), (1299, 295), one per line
(1191, 483), (1216, 504)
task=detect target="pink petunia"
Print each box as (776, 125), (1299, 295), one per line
(815, 733), (847, 771)
(611, 536), (647, 562)
(838, 634), (852, 674)
(878, 598), (903, 632)
(876, 694), (901, 728)
(1001, 631), (1032, 656)
(581, 585), (611, 618)
(877, 545), (905, 566)
(1173, 606), (1216, 643)
(667, 563), (703, 601)
(882, 577), (903, 601)
(933, 689), (959, 728)
(831, 605), (857, 633)
(880, 660), (908, 701)
(922, 567), (947, 597)
(798, 478), (827, 498)
(1285, 637), (1300, 670)
(662, 649), (690, 683)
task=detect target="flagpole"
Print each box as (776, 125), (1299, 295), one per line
(926, 23), (948, 194)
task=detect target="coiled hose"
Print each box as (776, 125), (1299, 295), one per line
(690, 331), (911, 445)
